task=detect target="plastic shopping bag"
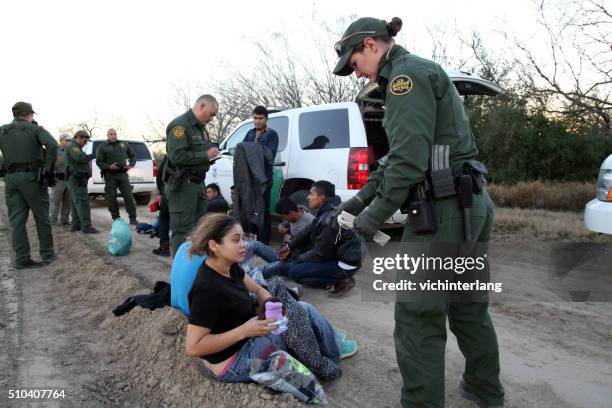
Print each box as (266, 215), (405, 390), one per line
(250, 350), (327, 404)
(109, 218), (132, 256)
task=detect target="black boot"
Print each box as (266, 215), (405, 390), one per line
(152, 241), (170, 257)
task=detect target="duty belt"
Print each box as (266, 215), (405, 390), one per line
(5, 163), (39, 173)
(402, 145), (490, 241)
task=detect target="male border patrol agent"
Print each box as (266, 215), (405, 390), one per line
(96, 128), (139, 225)
(332, 17), (504, 408)
(65, 130), (99, 234)
(164, 94), (219, 256)
(0, 102), (58, 268)
(49, 133), (72, 226)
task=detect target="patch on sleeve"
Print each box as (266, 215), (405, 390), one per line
(72, 147), (81, 153)
(172, 126), (185, 140)
(389, 75), (414, 95)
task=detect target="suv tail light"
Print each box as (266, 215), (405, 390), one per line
(596, 167), (612, 202)
(153, 160), (157, 177)
(347, 147), (369, 190)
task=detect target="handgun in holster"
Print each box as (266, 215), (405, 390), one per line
(37, 165), (56, 188)
(163, 162), (185, 192)
(401, 179), (436, 234)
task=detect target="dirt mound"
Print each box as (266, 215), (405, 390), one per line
(51, 228), (303, 407)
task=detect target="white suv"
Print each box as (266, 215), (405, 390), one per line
(205, 71), (503, 224)
(84, 139), (157, 205)
(585, 154), (612, 234)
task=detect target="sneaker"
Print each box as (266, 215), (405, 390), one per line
(42, 256), (56, 265)
(129, 218), (139, 226)
(339, 338), (358, 359)
(458, 379), (503, 408)
(328, 277), (355, 298)
(336, 331), (348, 341)
(82, 226), (100, 234)
(14, 259), (44, 269)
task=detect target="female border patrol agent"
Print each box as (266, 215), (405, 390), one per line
(332, 17), (504, 407)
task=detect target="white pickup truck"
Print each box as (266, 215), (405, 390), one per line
(205, 71), (503, 225)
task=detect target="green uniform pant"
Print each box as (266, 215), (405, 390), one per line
(104, 173), (137, 220)
(165, 180), (207, 256)
(395, 190), (504, 407)
(4, 172), (54, 265)
(68, 176), (92, 231)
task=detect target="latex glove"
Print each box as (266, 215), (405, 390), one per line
(327, 196), (366, 227)
(353, 210), (381, 241)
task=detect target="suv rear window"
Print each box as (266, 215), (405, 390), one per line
(91, 141), (151, 160)
(299, 109), (349, 150)
(128, 142), (152, 160)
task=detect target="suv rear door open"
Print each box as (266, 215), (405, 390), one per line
(356, 71), (504, 166)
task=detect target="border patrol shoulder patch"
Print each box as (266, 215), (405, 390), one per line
(389, 75), (414, 96)
(172, 126), (185, 140)
(72, 147), (80, 153)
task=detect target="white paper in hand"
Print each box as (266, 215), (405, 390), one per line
(337, 211), (390, 246)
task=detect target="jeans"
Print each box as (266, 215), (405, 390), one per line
(216, 302), (341, 383)
(247, 240), (277, 263)
(289, 261), (358, 287)
(245, 240), (292, 280)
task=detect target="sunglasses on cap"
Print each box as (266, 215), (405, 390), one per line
(334, 30), (376, 57)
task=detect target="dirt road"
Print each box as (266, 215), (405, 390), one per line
(1, 194), (611, 407)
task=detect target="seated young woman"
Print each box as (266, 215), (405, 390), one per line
(185, 213), (357, 382)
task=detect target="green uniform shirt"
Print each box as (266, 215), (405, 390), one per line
(165, 109), (209, 171)
(0, 119), (58, 172)
(64, 140), (91, 175)
(96, 140), (136, 170)
(360, 45), (478, 222)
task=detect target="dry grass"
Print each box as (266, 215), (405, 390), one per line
(487, 181), (595, 211)
(493, 207), (612, 243)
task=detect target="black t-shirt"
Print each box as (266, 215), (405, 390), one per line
(188, 261), (256, 363)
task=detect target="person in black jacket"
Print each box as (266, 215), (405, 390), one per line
(152, 155), (170, 257)
(283, 180), (362, 297)
(206, 183), (229, 213)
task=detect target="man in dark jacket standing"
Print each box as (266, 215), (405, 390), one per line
(242, 105), (278, 245)
(284, 180), (361, 297)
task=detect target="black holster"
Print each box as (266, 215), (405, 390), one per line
(401, 181), (436, 234)
(37, 167), (56, 188)
(163, 163), (185, 192)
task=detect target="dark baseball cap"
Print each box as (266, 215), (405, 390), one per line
(12, 101), (36, 116)
(333, 17), (389, 76)
(74, 130), (91, 139)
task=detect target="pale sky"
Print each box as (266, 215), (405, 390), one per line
(1, 0), (542, 140)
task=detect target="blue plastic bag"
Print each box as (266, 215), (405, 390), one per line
(109, 218), (132, 256)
